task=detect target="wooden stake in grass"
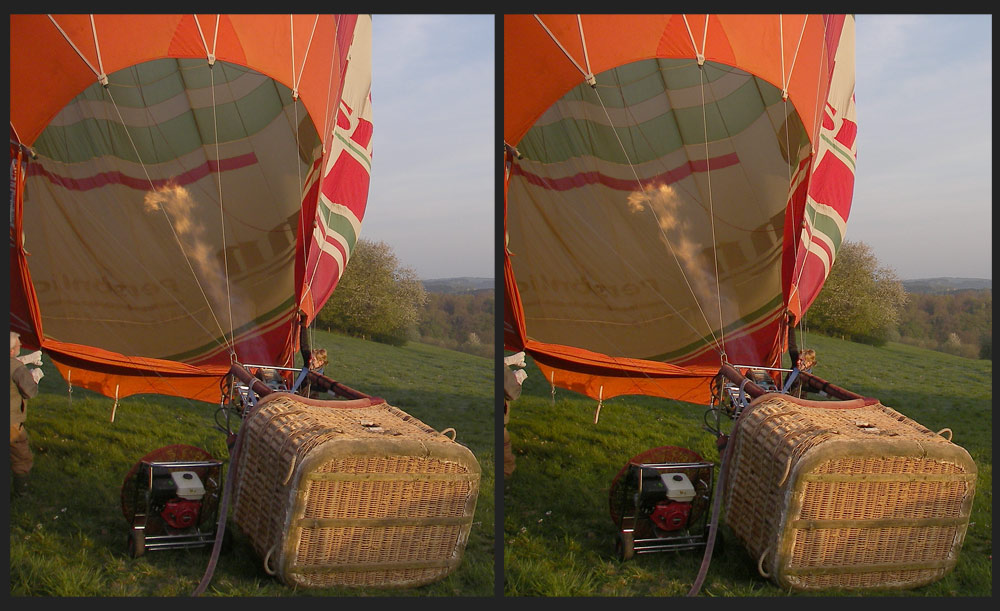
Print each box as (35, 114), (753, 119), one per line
(594, 386), (603, 424)
(111, 384), (119, 422)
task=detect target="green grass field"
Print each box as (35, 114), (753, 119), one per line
(503, 334), (992, 597)
(9, 330), (494, 597)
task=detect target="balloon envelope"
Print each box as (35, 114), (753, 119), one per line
(10, 14), (374, 402)
(503, 15), (857, 403)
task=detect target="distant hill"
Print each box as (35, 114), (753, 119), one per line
(421, 277), (495, 294)
(903, 277), (992, 294)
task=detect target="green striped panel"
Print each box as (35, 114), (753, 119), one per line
(161, 293), (296, 362)
(819, 131), (857, 171)
(35, 61), (296, 165)
(316, 199), (359, 252)
(645, 293), (784, 362)
(333, 129), (373, 172)
(805, 202), (845, 254)
(519, 60), (782, 166)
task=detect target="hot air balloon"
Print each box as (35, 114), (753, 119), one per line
(10, 16), (483, 590)
(503, 14), (859, 405)
(10, 14), (374, 403)
(504, 17), (979, 593)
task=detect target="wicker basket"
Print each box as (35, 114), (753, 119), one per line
(231, 392), (481, 588)
(724, 393), (976, 591)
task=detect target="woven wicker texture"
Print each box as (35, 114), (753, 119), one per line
(724, 393), (975, 591)
(232, 393), (480, 588)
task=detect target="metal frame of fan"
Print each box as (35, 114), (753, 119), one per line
(120, 444), (224, 558)
(609, 446), (716, 560)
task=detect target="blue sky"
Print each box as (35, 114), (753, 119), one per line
(851, 14), (991, 280)
(360, 15), (991, 282)
(361, 14), (494, 280)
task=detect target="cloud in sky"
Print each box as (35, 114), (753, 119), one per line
(851, 14), (991, 280)
(363, 14), (494, 280)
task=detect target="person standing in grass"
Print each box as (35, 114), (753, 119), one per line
(10, 331), (42, 497)
(503, 352), (527, 481)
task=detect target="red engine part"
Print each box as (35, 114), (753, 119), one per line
(650, 501), (691, 532)
(161, 499), (202, 529)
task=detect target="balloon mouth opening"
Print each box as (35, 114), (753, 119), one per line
(22, 57), (321, 363)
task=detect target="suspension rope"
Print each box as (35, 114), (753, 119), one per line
(193, 14), (220, 65)
(88, 15), (108, 85)
(779, 14), (810, 100)
(47, 15), (107, 86)
(192, 14), (237, 358)
(586, 64), (725, 357)
(789, 15), (833, 345)
(205, 26), (238, 361)
(575, 14), (596, 85)
(301, 15), (360, 329)
(693, 34), (728, 363)
(534, 14), (591, 82)
(320, 14), (343, 156)
(289, 15), (313, 358)
(103, 86), (236, 356)
(681, 14), (708, 65)
(43, 15), (235, 357)
(300, 16), (350, 335)
(291, 15), (321, 100)
(298, 15), (347, 359)
(779, 15), (798, 360)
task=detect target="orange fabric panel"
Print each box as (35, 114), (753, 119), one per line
(46, 339), (230, 403)
(504, 14), (828, 147)
(525, 339), (719, 404)
(532, 362), (714, 406)
(51, 360), (226, 404)
(10, 14), (345, 147)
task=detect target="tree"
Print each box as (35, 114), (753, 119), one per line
(806, 240), (907, 346)
(417, 289), (495, 358)
(318, 239), (427, 346)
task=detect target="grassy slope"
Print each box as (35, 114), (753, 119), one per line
(9, 330), (494, 597)
(503, 334), (991, 597)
